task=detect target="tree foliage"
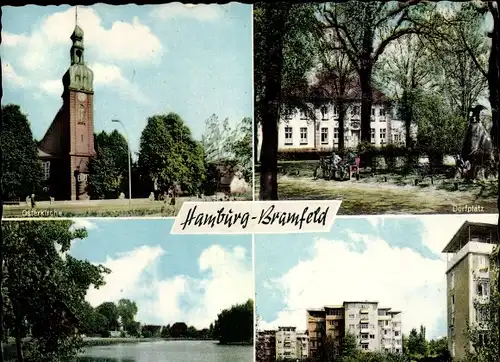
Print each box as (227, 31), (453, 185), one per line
(87, 130), (129, 199)
(1, 104), (43, 200)
(213, 299), (254, 344)
(201, 115), (253, 190)
(137, 113), (205, 195)
(1, 221), (109, 361)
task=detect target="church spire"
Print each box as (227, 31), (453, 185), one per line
(70, 14), (85, 66)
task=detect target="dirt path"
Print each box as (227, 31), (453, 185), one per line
(270, 176), (497, 215)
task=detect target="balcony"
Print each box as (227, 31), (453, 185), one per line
(360, 309), (369, 314)
(361, 328), (370, 333)
(475, 295), (489, 304)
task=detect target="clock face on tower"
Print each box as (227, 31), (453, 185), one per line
(77, 92), (87, 102)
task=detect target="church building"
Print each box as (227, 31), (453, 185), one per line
(38, 24), (96, 201)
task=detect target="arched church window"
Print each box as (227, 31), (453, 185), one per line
(78, 104), (86, 125)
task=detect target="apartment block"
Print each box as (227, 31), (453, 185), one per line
(442, 221), (499, 361)
(307, 302), (403, 357)
(276, 327), (298, 360)
(257, 330), (276, 362)
(296, 330), (309, 359)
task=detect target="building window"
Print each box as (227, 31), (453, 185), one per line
(371, 107), (375, 116)
(477, 281), (490, 297)
(300, 110), (308, 120)
(321, 128), (329, 144)
(451, 295), (455, 313)
(320, 105), (329, 120)
(333, 127), (339, 140)
(361, 344), (369, 350)
(476, 307), (487, 323)
(385, 321), (389, 326)
(450, 272), (455, 290)
(371, 128), (375, 143)
(370, 334), (375, 339)
(333, 106), (338, 116)
(349, 314), (355, 318)
(360, 323), (368, 329)
(284, 127), (293, 145)
(395, 331), (400, 336)
(380, 128), (387, 144)
(351, 105), (360, 116)
(300, 127), (308, 144)
(43, 161), (50, 180)
(361, 333), (369, 339)
(379, 108), (386, 116)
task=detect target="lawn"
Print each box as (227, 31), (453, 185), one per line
(254, 161), (498, 215)
(2, 192), (253, 218)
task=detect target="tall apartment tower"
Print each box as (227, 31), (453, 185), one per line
(442, 221), (498, 361)
(275, 326), (298, 359)
(307, 302), (403, 357)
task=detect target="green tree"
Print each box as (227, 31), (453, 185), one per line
(116, 298), (138, 333)
(160, 324), (171, 338)
(2, 220), (109, 362)
(320, 1), (432, 143)
(229, 117), (253, 183)
(254, 2), (321, 200)
(213, 299), (253, 344)
(1, 104), (43, 200)
(137, 113), (205, 196)
(170, 322), (188, 338)
(96, 302), (120, 332)
(87, 130), (129, 199)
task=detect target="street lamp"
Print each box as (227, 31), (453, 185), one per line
(112, 119), (132, 207)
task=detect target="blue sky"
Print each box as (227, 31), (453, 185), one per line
(1, 3), (252, 155)
(68, 218), (253, 329)
(255, 214), (497, 340)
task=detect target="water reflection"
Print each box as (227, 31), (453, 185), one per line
(76, 341), (253, 362)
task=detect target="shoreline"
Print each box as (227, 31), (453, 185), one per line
(83, 337), (252, 347)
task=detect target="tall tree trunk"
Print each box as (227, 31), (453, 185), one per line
(258, 5), (290, 200)
(359, 66), (373, 143)
(337, 99), (347, 152)
(254, 114), (259, 166)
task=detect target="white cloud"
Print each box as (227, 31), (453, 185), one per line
(3, 7), (162, 71)
(152, 3), (222, 22)
(259, 233), (446, 339)
(39, 79), (63, 95)
(71, 218), (98, 231)
(86, 243), (252, 329)
(86, 245), (165, 306)
(2, 7), (162, 101)
(3, 62), (27, 87)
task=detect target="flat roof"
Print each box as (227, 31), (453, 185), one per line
(442, 221), (498, 253)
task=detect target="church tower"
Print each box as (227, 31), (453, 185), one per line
(38, 19), (96, 201)
(62, 24), (96, 200)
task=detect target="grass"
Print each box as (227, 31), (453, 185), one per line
(255, 160), (498, 215)
(2, 192), (253, 218)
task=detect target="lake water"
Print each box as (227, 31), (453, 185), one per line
(76, 340), (253, 362)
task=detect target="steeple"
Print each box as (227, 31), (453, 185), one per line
(70, 24), (85, 65)
(62, 10), (94, 93)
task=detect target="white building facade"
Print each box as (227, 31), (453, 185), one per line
(275, 326), (309, 360)
(256, 103), (417, 160)
(344, 302), (402, 354)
